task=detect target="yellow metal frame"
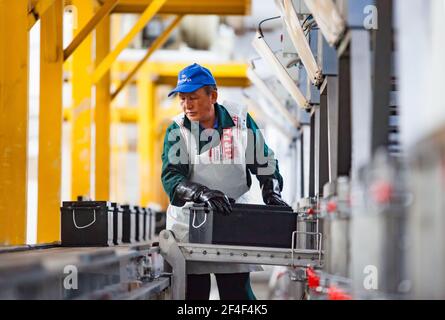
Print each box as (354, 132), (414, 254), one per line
(64, 107), (138, 123)
(0, 0), (254, 243)
(115, 61), (251, 87)
(37, 0), (64, 244)
(0, 0), (29, 245)
(64, 0), (118, 61)
(147, 62), (251, 87)
(28, 0), (56, 30)
(109, 0), (251, 15)
(111, 14), (183, 100)
(92, 0), (168, 84)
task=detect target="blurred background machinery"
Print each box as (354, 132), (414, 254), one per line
(1, 0), (445, 300)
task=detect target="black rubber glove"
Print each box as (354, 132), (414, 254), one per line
(173, 180), (232, 215)
(262, 178), (289, 206)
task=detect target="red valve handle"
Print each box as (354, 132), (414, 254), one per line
(327, 201), (337, 213)
(327, 285), (352, 300)
(371, 181), (393, 204)
(306, 267), (320, 289)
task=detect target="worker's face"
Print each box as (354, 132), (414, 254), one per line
(179, 87), (217, 122)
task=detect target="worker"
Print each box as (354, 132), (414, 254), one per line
(161, 63), (288, 300)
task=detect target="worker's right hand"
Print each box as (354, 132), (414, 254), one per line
(172, 180), (232, 215)
(197, 189), (232, 216)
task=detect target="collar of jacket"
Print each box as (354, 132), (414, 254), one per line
(182, 103), (235, 131)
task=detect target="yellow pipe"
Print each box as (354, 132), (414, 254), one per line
(71, 0), (94, 200)
(146, 61), (249, 78)
(64, 0), (118, 61)
(111, 0), (251, 15)
(37, 0), (63, 244)
(64, 61), (250, 88)
(92, 0), (167, 84)
(64, 107), (137, 123)
(95, 14), (111, 201)
(146, 61), (251, 87)
(111, 14), (183, 100)
(0, 0), (29, 245)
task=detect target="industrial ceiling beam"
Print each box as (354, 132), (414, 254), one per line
(145, 62), (251, 87)
(92, 0), (167, 84)
(104, 0), (251, 15)
(64, 107), (137, 123)
(64, 61), (250, 88)
(111, 15), (183, 101)
(63, 0), (119, 61)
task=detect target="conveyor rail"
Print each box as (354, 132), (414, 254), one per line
(0, 242), (168, 299)
(159, 230), (323, 299)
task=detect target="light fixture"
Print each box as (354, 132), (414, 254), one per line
(251, 31), (311, 110)
(247, 67), (300, 129)
(303, 0), (346, 46)
(243, 94), (297, 139)
(276, 0), (323, 86)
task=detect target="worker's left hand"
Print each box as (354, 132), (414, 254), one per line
(263, 194), (289, 206)
(262, 178), (289, 207)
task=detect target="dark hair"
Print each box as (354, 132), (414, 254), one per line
(203, 85), (217, 95)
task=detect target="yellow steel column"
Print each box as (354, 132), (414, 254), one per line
(71, 0), (94, 200)
(37, 0), (63, 243)
(0, 0), (29, 245)
(137, 66), (156, 206)
(95, 14), (111, 200)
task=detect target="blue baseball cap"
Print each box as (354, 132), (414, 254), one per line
(168, 63), (216, 97)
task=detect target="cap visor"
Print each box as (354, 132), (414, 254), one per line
(167, 84), (206, 97)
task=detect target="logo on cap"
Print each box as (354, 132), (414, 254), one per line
(178, 74), (192, 84)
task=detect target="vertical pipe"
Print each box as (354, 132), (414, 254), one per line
(71, 0), (94, 200)
(0, 0), (29, 245)
(95, 14), (111, 200)
(37, 0), (63, 243)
